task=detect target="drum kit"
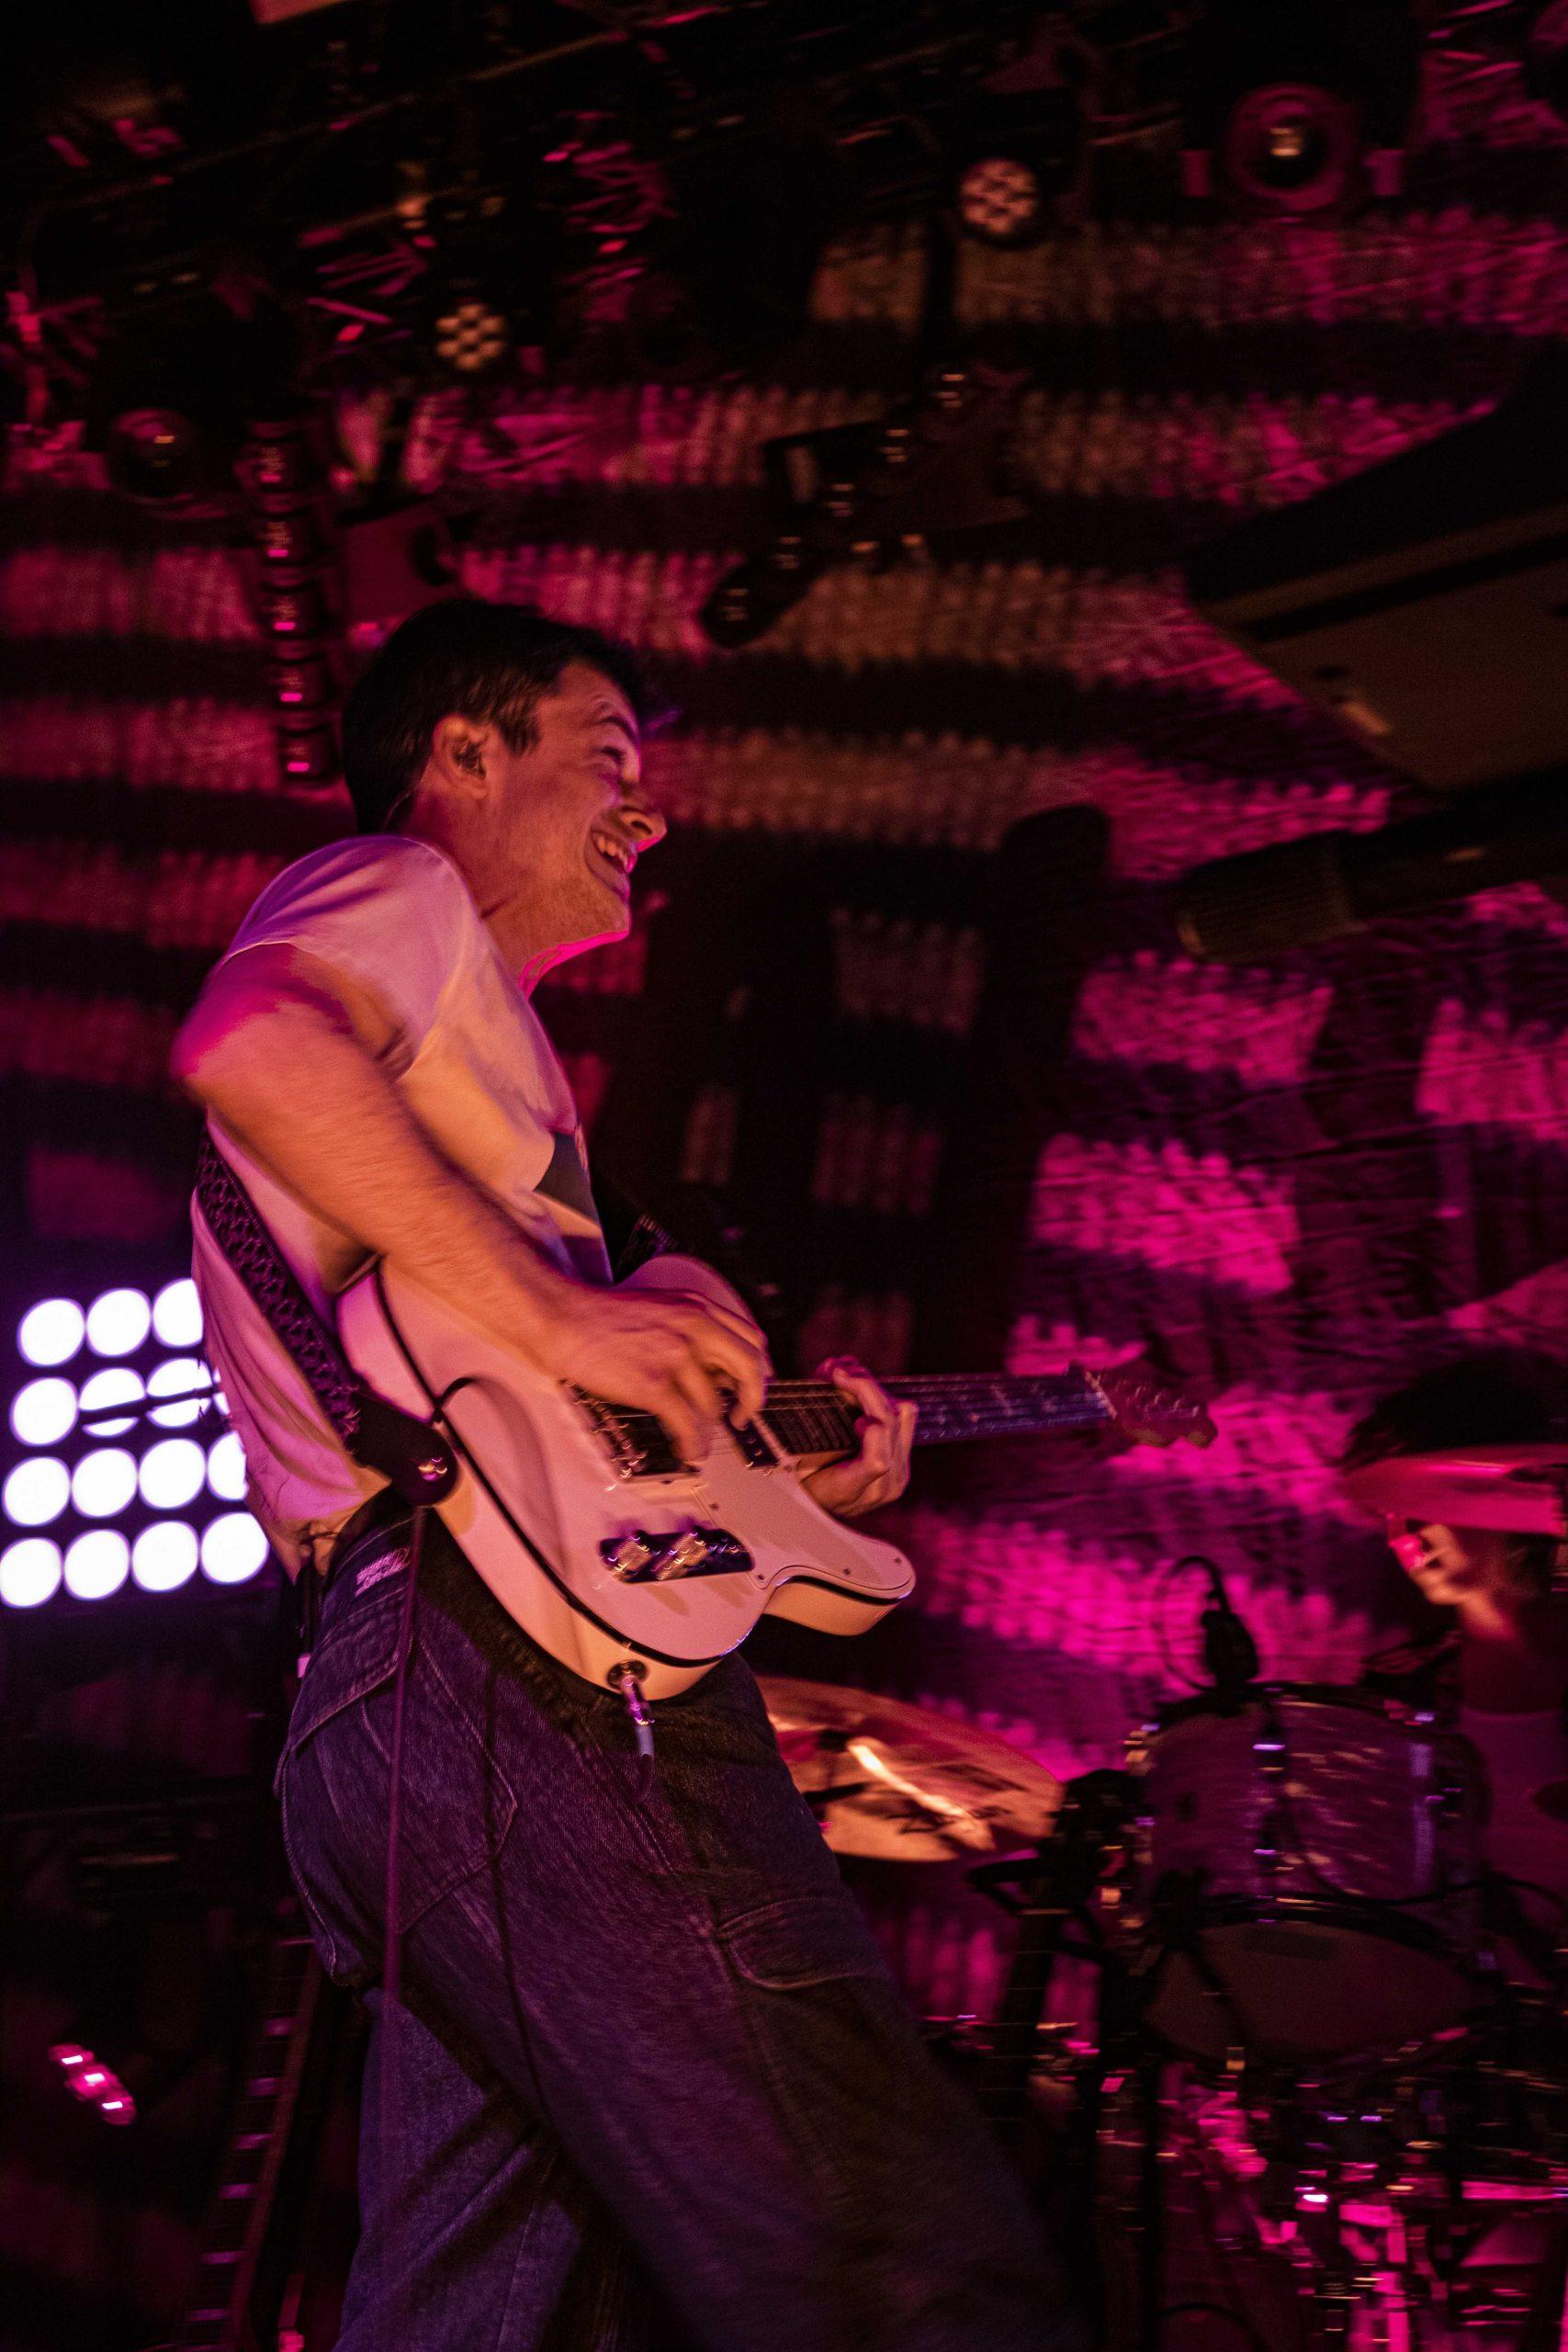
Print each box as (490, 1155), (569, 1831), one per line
(761, 1446), (1568, 2351)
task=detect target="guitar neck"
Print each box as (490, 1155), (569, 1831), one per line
(761, 1373), (1112, 1458)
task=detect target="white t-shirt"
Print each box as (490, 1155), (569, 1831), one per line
(189, 834), (611, 1577)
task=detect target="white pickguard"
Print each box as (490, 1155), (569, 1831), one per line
(336, 1253), (915, 1699)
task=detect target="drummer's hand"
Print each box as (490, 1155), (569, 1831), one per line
(800, 1358), (917, 1520)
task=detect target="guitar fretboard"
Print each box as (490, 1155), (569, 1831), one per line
(761, 1374), (1111, 1458)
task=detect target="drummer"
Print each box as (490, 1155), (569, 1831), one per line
(1342, 1351), (1568, 1973)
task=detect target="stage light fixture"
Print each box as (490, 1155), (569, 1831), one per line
(152, 1278), (203, 1349)
(946, 33), (1084, 251)
(78, 1366), (145, 1439)
(237, 415), (344, 792)
(254, 573), (333, 643)
(254, 505), (327, 571)
(413, 178), (534, 383)
(1179, 1), (1418, 218)
(1217, 83), (1362, 216)
(432, 290), (513, 379)
(87, 283), (297, 509)
(0, 1539), (63, 1609)
(64, 1529), (131, 1602)
(51, 2045), (135, 2126)
(11, 1377), (78, 1449)
(140, 1438), (208, 1512)
(101, 409), (210, 507)
(73, 1449), (139, 1521)
(85, 1287), (152, 1359)
(278, 718), (343, 786)
(95, 384), (208, 509)
(702, 364), (1030, 650)
(19, 1298), (85, 1368)
(273, 649), (338, 715)
(201, 1513), (269, 1584)
(132, 1521), (200, 1594)
(206, 1431), (248, 1503)
(4, 1456), (71, 1529)
(5, 1272), (266, 1609)
(147, 1358), (209, 1429)
(955, 156), (1049, 248)
(241, 423), (315, 503)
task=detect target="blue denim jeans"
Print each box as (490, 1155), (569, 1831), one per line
(276, 1512), (1085, 2352)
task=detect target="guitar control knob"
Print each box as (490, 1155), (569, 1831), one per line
(599, 1527), (754, 1583)
(652, 1532), (710, 1580)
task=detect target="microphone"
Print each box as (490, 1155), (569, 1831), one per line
(1173, 1553), (1260, 1699)
(1174, 773), (1568, 962)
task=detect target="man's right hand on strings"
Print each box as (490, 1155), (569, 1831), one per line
(532, 1282), (771, 1465)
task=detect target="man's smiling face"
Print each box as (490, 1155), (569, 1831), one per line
(487, 660), (665, 973)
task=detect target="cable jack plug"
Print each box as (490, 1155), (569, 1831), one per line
(610, 1661), (656, 1787)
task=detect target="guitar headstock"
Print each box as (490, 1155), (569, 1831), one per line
(1083, 1363), (1216, 1451)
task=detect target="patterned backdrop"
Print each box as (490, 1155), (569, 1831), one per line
(6, 43), (1568, 2045)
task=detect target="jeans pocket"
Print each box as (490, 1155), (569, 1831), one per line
(718, 1893), (905, 2210)
(277, 1586), (410, 1776)
(719, 1892), (889, 1989)
(278, 1589), (518, 1966)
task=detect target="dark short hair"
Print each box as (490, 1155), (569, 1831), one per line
(1342, 1350), (1568, 1473)
(1344, 1350), (1568, 1599)
(339, 598), (663, 832)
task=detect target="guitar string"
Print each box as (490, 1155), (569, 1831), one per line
(764, 1377), (1081, 1396)
(603, 1379), (1091, 1416)
(608, 1391), (1102, 1430)
(592, 1374), (1121, 1454)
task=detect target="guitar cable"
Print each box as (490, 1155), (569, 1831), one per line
(610, 1663), (657, 1798)
(383, 1501), (427, 2009)
(379, 1497), (430, 2352)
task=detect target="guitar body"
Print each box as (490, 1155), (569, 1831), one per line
(336, 1253), (916, 1699)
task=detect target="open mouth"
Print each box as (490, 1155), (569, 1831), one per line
(587, 828), (635, 893)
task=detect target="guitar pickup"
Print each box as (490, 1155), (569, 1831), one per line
(728, 1411), (779, 1469)
(599, 1528), (753, 1583)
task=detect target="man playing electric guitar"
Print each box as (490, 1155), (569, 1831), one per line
(173, 599), (1084, 2352)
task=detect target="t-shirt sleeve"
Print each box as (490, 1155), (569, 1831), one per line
(220, 836), (474, 1073)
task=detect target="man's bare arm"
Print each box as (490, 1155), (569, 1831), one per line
(171, 944), (768, 1456)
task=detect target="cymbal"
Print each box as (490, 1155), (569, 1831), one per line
(1342, 1445), (1568, 1540)
(759, 1675), (1063, 1863)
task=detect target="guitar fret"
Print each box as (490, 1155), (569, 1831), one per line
(748, 1361), (1195, 1458)
(765, 1402), (858, 1454)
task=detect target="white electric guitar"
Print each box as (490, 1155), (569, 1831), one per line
(337, 1251), (1214, 1699)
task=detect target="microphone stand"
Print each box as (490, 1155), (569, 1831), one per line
(1179, 1554), (1260, 1709)
(968, 1770), (1138, 2343)
(1134, 1560), (1264, 2346)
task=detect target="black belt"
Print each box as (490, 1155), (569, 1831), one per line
(322, 1487), (417, 1586)
(295, 1487), (417, 1655)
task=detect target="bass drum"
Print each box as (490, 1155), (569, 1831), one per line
(1131, 1685), (1487, 2064)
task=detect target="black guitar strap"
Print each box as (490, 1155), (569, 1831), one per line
(194, 1136), (457, 1509)
(590, 1165), (675, 1282)
(197, 1135), (459, 2267)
